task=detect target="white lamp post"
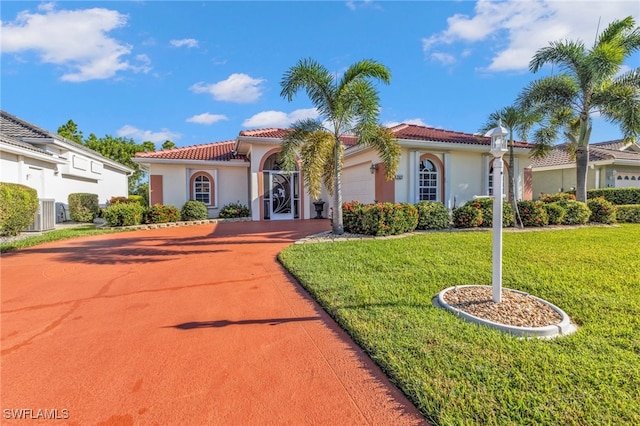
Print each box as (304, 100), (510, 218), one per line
(484, 122), (508, 303)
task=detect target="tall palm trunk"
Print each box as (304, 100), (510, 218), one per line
(508, 143), (523, 228)
(332, 139), (344, 235)
(575, 145), (589, 202)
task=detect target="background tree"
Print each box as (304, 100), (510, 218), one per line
(519, 16), (640, 202)
(57, 119), (83, 144)
(280, 58), (400, 234)
(480, 105), (541, 228)
(57, 122), (156, 194)
(162, 140), (176, 150)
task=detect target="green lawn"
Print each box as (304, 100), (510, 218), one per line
(279, 224), (640, 425)
(0, 225), (129, 253)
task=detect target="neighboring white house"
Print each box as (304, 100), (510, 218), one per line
(1, 110), (133, 227)
(134, 123), (534, 221)
(531, 140), (640, 197)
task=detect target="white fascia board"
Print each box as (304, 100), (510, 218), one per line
(399, 139), (531, 154)
(235, 136), (281, 154)
(132, 158), (250, 168)
(0, 142), (66, 164)
(613, 159), (640, 167)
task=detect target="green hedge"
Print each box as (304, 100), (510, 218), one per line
(69, 193), (99, 222)
(181, 200), (208, 221)
(542, 202), (566, 225)
(586, 188), (640, 205)
(103, 202), (146, 227)
(517, 200), (549, 227)
(0, 183), (39, 236)
(452, 204), (483, 228)
(587, 197), (617, 224)
(342, 202), (418, 236)
(616, 205), (640, 223)
(466, 198), (514, 228)
(218, 202), (250, 219)
(415, 201), (451, 230)
(145, 204), (180, 224)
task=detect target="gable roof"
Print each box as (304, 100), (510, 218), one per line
(135, 140), (247, 162)
(531, 140), (640, 168)
(240, 123), (533, 149)
(1, 110), (133, 172)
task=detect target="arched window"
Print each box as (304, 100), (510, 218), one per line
(190, 172), (215, 206)
(419, 159), (438, 201)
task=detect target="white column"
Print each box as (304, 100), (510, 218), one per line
(443, 152), (452, 208)
(185, 168), (191, 202)
(595, 167), (601, 189)
(408, 151), (417, 204)
(513, 157), (520, 200)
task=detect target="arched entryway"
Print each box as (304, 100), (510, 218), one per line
(260, 151), (301, 220)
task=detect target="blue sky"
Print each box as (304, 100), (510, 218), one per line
(2, 1), (639, 149)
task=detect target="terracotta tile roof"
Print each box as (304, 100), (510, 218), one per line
(239, 127), (358, 146)
(240, 123), (532, 148)
(134, 140), (247, 162)
(388, 123), (533, 148)
(531, 141), (640, 168)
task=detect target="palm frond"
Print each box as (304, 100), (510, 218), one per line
(529, 40), (585, 74)
(280, 58), (335, 114)
(358, 125), (401, 179)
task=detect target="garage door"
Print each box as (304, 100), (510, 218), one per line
(342, 164), (375, 203)
(615, 173), (640, 188)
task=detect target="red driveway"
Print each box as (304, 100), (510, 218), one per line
(1, 220), (425, 425)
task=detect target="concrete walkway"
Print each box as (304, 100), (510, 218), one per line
(1, 220), (426, 425)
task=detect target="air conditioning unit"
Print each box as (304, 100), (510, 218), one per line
(26, 199), (56, 231)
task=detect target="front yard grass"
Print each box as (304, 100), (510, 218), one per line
(0, 225), (128, 253)
(279, 224), (640, 425)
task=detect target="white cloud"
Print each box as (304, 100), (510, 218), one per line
(117, 125), (181, 143)
(430, 52), (457, 66)
(190, 73), (265, 103)
(422, 0), (640, 72)
(346, 0), (379, 11)
(170, 38), (199, 48)
(0, 5), (148, 82)
(384, 118), (431, 128)
(186, 113), (229, 125)
(243, 108), (319, 128)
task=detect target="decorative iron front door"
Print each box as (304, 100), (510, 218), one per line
(269, 172), (294, 220)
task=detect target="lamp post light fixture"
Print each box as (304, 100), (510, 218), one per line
(484, 122), (508, 303)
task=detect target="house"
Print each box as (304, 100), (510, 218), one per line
(531, 140), (640, 196)
(133, 123), (534, 221)
(1, 110), (133, 227)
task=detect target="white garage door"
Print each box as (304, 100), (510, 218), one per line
(342, 164), (375, 203)
(615, 173), (640, 188)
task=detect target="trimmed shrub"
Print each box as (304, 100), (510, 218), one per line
(517, 200), (549, 227)
(360, 202), (418, 236)
(218, 202), (250, 219)
(341, 202), (418, 236)
(452, 204), (483, 228)
(68, 193), (99, 222)
(181, 200), (208, 221)
(145, 204), (180, 224)
(103, 202), (145, 226)
(616, 205), (640, 223)
(466, 198), (514, 227)
(109, 196), (132, 204)
(415, 201), (450, 230)
(587, 197), (617, 224)
(542, 202), (566, 225)
(343, 201), (365, 234)
(587, 188), (640, 205)
(562, 200), (591, 225)
(0, 183), (39, 236)
(128, 195), (145, 205)
(539, 192), (576, 204)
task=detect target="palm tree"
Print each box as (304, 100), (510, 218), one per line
(279, 58), (400, 234)
(480, 106), (541, 228)
(518, 16), (640, 202)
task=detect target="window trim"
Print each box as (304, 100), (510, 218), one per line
(189, 171), (216, 207)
